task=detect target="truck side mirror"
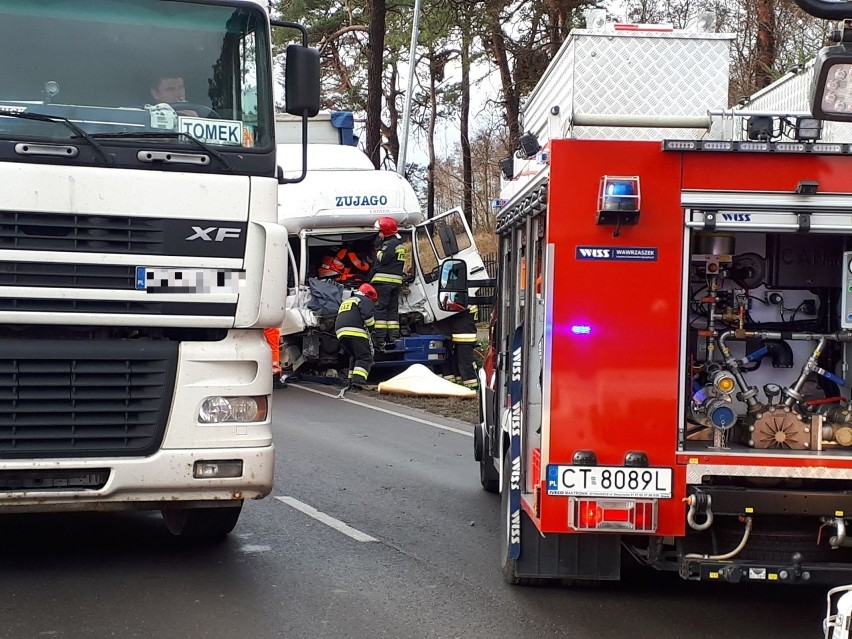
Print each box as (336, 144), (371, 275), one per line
(439, 258), (468, 291)
(271, 22), (320, 185)
(437, 259), (470, 312)
(284, 44), (320, 117)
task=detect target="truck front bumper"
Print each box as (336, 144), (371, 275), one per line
(0, 445), (274, 513)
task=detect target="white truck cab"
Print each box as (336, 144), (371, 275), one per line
(275, 130), (488, 375)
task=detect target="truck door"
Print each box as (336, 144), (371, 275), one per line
(410, 207), (488, 323)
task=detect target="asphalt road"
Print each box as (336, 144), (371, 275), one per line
(0, 383), (833, 638)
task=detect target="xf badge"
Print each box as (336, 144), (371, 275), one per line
(186, 226), (242, 241)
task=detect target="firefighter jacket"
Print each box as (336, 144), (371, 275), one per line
(319, 248), (372, 282)
(370, 235), (406, 286)
(334, 292), (376, 339)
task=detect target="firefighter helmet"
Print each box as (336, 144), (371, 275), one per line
(358, 283), (378, 301)
(374, 216), (398, 237)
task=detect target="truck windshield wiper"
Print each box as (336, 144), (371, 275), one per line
(0, 110), (110, 164)
(84, 131), (232, 172)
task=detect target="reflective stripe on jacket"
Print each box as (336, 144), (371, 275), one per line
(334, 292), (375, 338)
(371, 235), (406, 285)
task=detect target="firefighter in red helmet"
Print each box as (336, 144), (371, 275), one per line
(369, 216), (405, 349)
(334, 283), (377, 388)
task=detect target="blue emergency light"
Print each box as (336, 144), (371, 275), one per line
(596, 176), (641, 236)
(601, 177), (639, 211)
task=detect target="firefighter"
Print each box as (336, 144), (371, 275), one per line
(441, 303), (479, 389)
(263, 327), (287, 389)
(318, 247), (372, 283)
(335, 283), (378, 388)
(370, 216), (406, 348)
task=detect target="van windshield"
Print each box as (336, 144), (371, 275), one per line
(0, 0), (273, 151)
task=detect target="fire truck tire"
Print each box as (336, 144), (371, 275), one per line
(162, 502), (243, 538)
(474, 424), (499, 492)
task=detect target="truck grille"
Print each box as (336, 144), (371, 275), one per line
(0, 210), (246, 258)
(0, 211), (162, 254)
(0, 339), (177, 458)
(0, 262), (136, 289)
(0, 298), (235, 316)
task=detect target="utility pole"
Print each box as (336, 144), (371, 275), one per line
(397, 0), (422, 176)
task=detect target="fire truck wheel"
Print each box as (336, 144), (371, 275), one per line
(162, 502), (243, 538)
(474, 424), (499, 492)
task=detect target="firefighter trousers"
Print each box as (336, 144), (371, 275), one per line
(373, 282), (401, 345)
(452, 340), (477, 388)
(338, 334), (374, 384)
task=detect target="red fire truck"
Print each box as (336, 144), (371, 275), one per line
(443, 0), (852, 585)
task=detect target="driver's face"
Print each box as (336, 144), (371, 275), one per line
(151, 77), (186, 104)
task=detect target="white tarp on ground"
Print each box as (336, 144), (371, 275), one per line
(377, 364), (476, 398)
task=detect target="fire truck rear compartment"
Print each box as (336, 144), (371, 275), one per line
(683, 227), (852, 457)
(669, 222), (852, 581)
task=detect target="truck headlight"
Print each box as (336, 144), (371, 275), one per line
(199, 396), (267, 423)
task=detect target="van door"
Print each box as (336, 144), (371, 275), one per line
(409, 207), (488, 323)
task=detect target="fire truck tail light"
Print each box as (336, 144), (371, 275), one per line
(577, 502), (603, 528)
(570, 498), (657, 532)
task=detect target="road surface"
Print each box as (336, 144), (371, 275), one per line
(0, 383), (828, 638)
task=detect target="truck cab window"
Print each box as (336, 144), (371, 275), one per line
(432, 211), (472, 259)
(0, 0), (274, 160)
(415, 225), (439, 279)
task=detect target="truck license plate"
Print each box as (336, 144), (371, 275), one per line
(546, 465), (673, 499)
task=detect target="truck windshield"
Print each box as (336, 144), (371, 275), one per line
(0, 0), (273, 151)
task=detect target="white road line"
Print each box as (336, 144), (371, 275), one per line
(290, 384), (474, 438)
(275, 496), (378, 543)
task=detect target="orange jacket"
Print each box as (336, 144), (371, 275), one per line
(318, 248), (372, 281)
